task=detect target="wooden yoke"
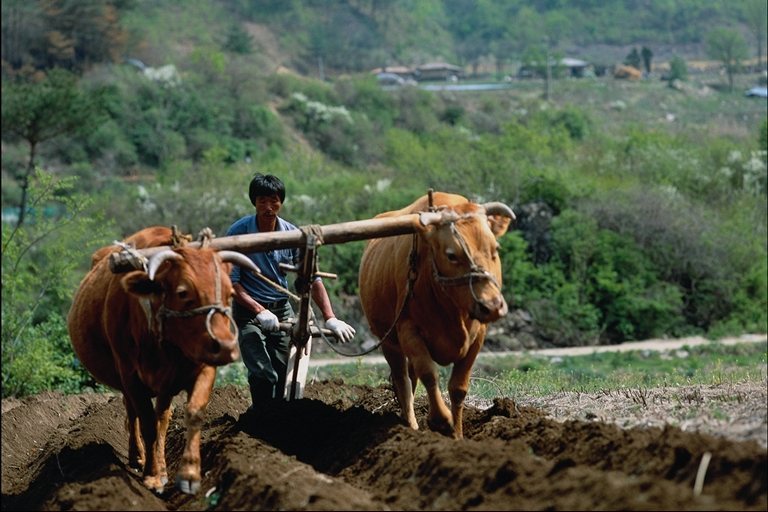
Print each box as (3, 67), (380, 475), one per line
(109, 212), (444, 274)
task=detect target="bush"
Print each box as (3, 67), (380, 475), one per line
(668, 55), (688, 82)
(233, 105), (285, 149)
(580, 186), (763, 332)
(1, 169), (113, 397)
(2, 314), (90, 396)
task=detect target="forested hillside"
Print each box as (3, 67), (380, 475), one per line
(1, 0), (766, 397)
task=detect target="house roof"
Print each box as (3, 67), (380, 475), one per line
(417, 62), (462, 71)
(560, 58), (589, 68)
(370, 66), (413, 75)
(520, 57), (590, 68)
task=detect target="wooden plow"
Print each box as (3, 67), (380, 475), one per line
(109, 209), (447, 400)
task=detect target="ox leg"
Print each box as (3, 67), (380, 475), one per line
(413, 359), (455, 438)
(123, 395), (145, 471)
(408, 362), (418, 394)
(398, 325), (454, 437)
(382, 341), (419, 430)
(176, 366), (216, 495)
(447, 345), (481, 440)
(151, 394), (173, 487)
(125, 387), (165, 492)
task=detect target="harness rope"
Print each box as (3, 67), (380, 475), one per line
(375, 232), (419, 345)
(431, 221), (502, 311)
(152, 228), (238, 344)
(155, 256), (237, 343)
(113, 241), (149, 272)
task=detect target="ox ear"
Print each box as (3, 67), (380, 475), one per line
(481, 202), (515, 238)
(121, 271), (163, 297)
(487, 215), (512, 238)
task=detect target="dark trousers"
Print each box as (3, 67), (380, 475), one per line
(233, 300), (294, 403)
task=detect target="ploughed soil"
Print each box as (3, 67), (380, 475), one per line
(2, 379), (766, 511)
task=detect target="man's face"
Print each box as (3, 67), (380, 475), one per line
(255, 194), (282, 219)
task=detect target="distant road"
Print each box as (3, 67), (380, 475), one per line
(308, 333), (767, 368)
(418, 82), (514, 92)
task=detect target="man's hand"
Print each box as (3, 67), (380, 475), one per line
(325, 317), (356, 343)
(256, 309), (280, 332)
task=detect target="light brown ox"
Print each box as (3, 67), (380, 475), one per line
(359, 192), (515, 439)
(67, 226), (258, 494)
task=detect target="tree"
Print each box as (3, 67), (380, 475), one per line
(1, 169), (112, 397)
(39, 0), (127, 72)
(706, 28), (748, 92)
(743, 0), (767, 71)
(223, 23), (253, 54)
(1, 69), (107, 228)
(1, 0), (46, 72)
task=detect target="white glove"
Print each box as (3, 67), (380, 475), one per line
(325, 317), (356, 343)
(256, 309), (280, 332)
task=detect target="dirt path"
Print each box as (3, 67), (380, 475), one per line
(309, 333), (768, 368)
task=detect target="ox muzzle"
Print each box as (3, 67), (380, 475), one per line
(430, 218), (508, 323)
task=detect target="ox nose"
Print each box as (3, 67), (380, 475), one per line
(473, 294), (508, 322)
(205, 308), (241, 364)
(209, 338), (240, 365)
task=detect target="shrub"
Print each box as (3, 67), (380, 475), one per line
(668, 55), (688, 82)
(2, 314), (90, 396)
(1, 169), (113, 398)
(333, 76), (396, 130)
(233, 105), (285, 149)
(580, 186), (763, 331)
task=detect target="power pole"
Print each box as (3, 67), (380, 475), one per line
(543, 37), (551, 101)
(317, 55), (325, 81)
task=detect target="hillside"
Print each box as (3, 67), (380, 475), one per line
(3, 1), (766, 80)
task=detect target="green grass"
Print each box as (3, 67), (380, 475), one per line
(289, 341), (767, 401)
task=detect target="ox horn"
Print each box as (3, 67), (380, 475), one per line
(481, 201), (516, 220)
(148, 249), (183, 281)
(219, 250), (262, 274)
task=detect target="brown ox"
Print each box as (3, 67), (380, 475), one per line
(67, 226), (258, 494)
(359, 192), (514, 439)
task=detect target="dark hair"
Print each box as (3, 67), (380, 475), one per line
(248, 173), (286, 205)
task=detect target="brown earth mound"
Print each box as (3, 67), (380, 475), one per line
(2, 381), (766, 511)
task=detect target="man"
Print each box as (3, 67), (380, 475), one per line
(226, 173), (355, 408)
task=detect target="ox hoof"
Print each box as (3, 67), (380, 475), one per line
(176, 476), (201, 495)
(427, 418), (456, 439)
(143, 476), (167, 495)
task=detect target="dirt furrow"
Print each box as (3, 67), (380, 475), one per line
(2, 382), (766, 511)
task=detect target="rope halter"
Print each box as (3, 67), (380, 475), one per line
(154, 255), (238, 344)
(430, 216), (502, 306)
(146, 248), (241, 345)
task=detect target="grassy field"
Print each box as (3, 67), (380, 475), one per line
(294, 341), (767, 401)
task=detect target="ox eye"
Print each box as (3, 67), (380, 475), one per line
(445, 248), (460, 263)
(175, 285), (195, 307)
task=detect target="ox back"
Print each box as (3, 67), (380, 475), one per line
(67, 226), (249, 494)
(358, 192), (514, 439)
